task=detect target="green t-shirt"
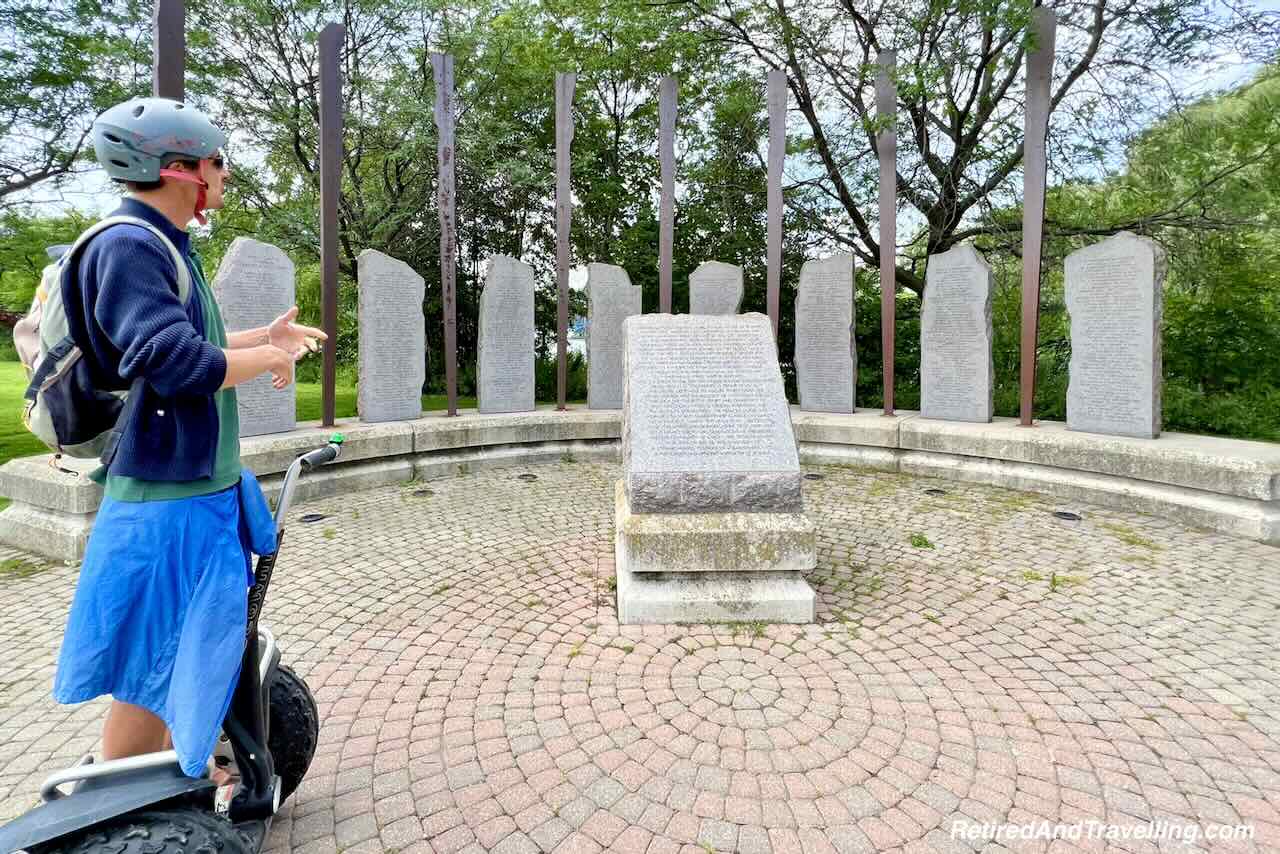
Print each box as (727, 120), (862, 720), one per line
(93, 250), (243, 501)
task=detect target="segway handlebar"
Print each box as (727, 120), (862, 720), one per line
(273, 434), (344, 528)
(299, 441), (342, 471)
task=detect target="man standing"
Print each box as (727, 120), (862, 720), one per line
(52, 97), (325, 778)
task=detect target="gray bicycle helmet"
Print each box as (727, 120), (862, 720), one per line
(92, 98), (226, 182)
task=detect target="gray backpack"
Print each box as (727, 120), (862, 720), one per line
(15, 216), (191, 459)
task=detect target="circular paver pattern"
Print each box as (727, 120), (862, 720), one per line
(1, 461), (1279, 854)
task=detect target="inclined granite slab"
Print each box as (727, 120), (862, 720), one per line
(586, 263), (642, 410)
(921, 244), (994, 422)
(478, 255), (535, 413)
(689, 261), (744, 315)
(1065, 231), (1165, 439)
(795, 254), (855, 413)
(357, 249), (426, 423)
(623, 313), (802, 513)
(211, 237), (296, 436)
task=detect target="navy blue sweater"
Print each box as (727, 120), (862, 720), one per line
(64, 199), (228, 481)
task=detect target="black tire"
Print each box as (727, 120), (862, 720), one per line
(36, 807), (250, 854)
(267, 663), (319, 805)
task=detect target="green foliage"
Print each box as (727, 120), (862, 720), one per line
(535, 351), (588, 403)
(0, 0), (150, 201)
(0, 210), (95, 311)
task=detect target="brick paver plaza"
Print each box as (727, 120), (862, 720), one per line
(1, 462), (1278, 853)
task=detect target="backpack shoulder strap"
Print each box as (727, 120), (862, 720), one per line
(63, 215), (193, 305)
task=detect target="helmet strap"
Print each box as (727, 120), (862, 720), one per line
(159, 168), (210, 225)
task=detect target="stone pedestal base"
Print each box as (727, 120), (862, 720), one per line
(614, 481), (816, 624)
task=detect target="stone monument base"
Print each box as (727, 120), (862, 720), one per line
(614, 482), (816, 624)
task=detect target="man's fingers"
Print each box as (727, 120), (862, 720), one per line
(283, 306), (299, 322)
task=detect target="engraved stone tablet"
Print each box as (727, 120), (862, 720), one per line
(623, 313), (802, 513)
(211, 237), (296, 436)
(689, 261), (743, 315)
(921, 244), (994, 422)
(1065, 231), (1165, 438)
(478, 255), (535, 413)
(357, 249), (425, 423)
(794, 254), (855, 413)
(586, 263), (641, 410)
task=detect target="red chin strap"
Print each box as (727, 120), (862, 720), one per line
(159, 168), (210, 225)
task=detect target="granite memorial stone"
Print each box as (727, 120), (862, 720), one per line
(616, 312), (815, 625)
(689, 261), (744, 315)
(794, 254), (855, 413)
(357, 249), (425, 423)
(921, 244), (994, 422)
(478, 255), (535, 413)
(623, 313), (802, 513)
(1065, 231), (1165, 438)
(586, 263), (641, 410)
(211, 237), (296, 436)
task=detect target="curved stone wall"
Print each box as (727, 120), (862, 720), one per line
(1, 407), (1276, 561)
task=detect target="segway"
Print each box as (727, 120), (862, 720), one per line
(0, 435), (345, 854)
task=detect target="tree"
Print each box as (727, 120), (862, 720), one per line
(0, 0), (148, 206)
(679, 0), (1278, 294)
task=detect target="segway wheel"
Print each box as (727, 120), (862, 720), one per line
(267, 663), (319, 805)
(36, 807), (251, 853)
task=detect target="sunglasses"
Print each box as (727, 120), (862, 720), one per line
(209, 154), (227, 170)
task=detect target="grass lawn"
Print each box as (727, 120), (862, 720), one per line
(0, 362), (52, 471)
(293, 381), (476, 422)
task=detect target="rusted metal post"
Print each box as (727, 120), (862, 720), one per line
(766, 70), (786, 339)
(555, 72), (576, 411)
(152, 0), (185, 100)
(318, 23), (343, 428)
(876, 51), (897, 416)
(432, 53), (458, 417)
(1020, 8), (1055, 427)
(658, 77), (676, 314)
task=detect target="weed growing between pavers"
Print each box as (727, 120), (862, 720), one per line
(1048, 571), (1087, 592)
(909, 532), (935, 549)
(866, 479), (900, 498)
(1099, 520), (1163, 550)
(0, 557), (50, 580)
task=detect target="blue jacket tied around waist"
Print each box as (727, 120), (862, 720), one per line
(54, 472), (278, 777)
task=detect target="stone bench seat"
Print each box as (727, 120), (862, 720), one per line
(2, 406), (1276, 560)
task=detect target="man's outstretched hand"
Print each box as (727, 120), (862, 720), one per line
(268, 306), (327, 359)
